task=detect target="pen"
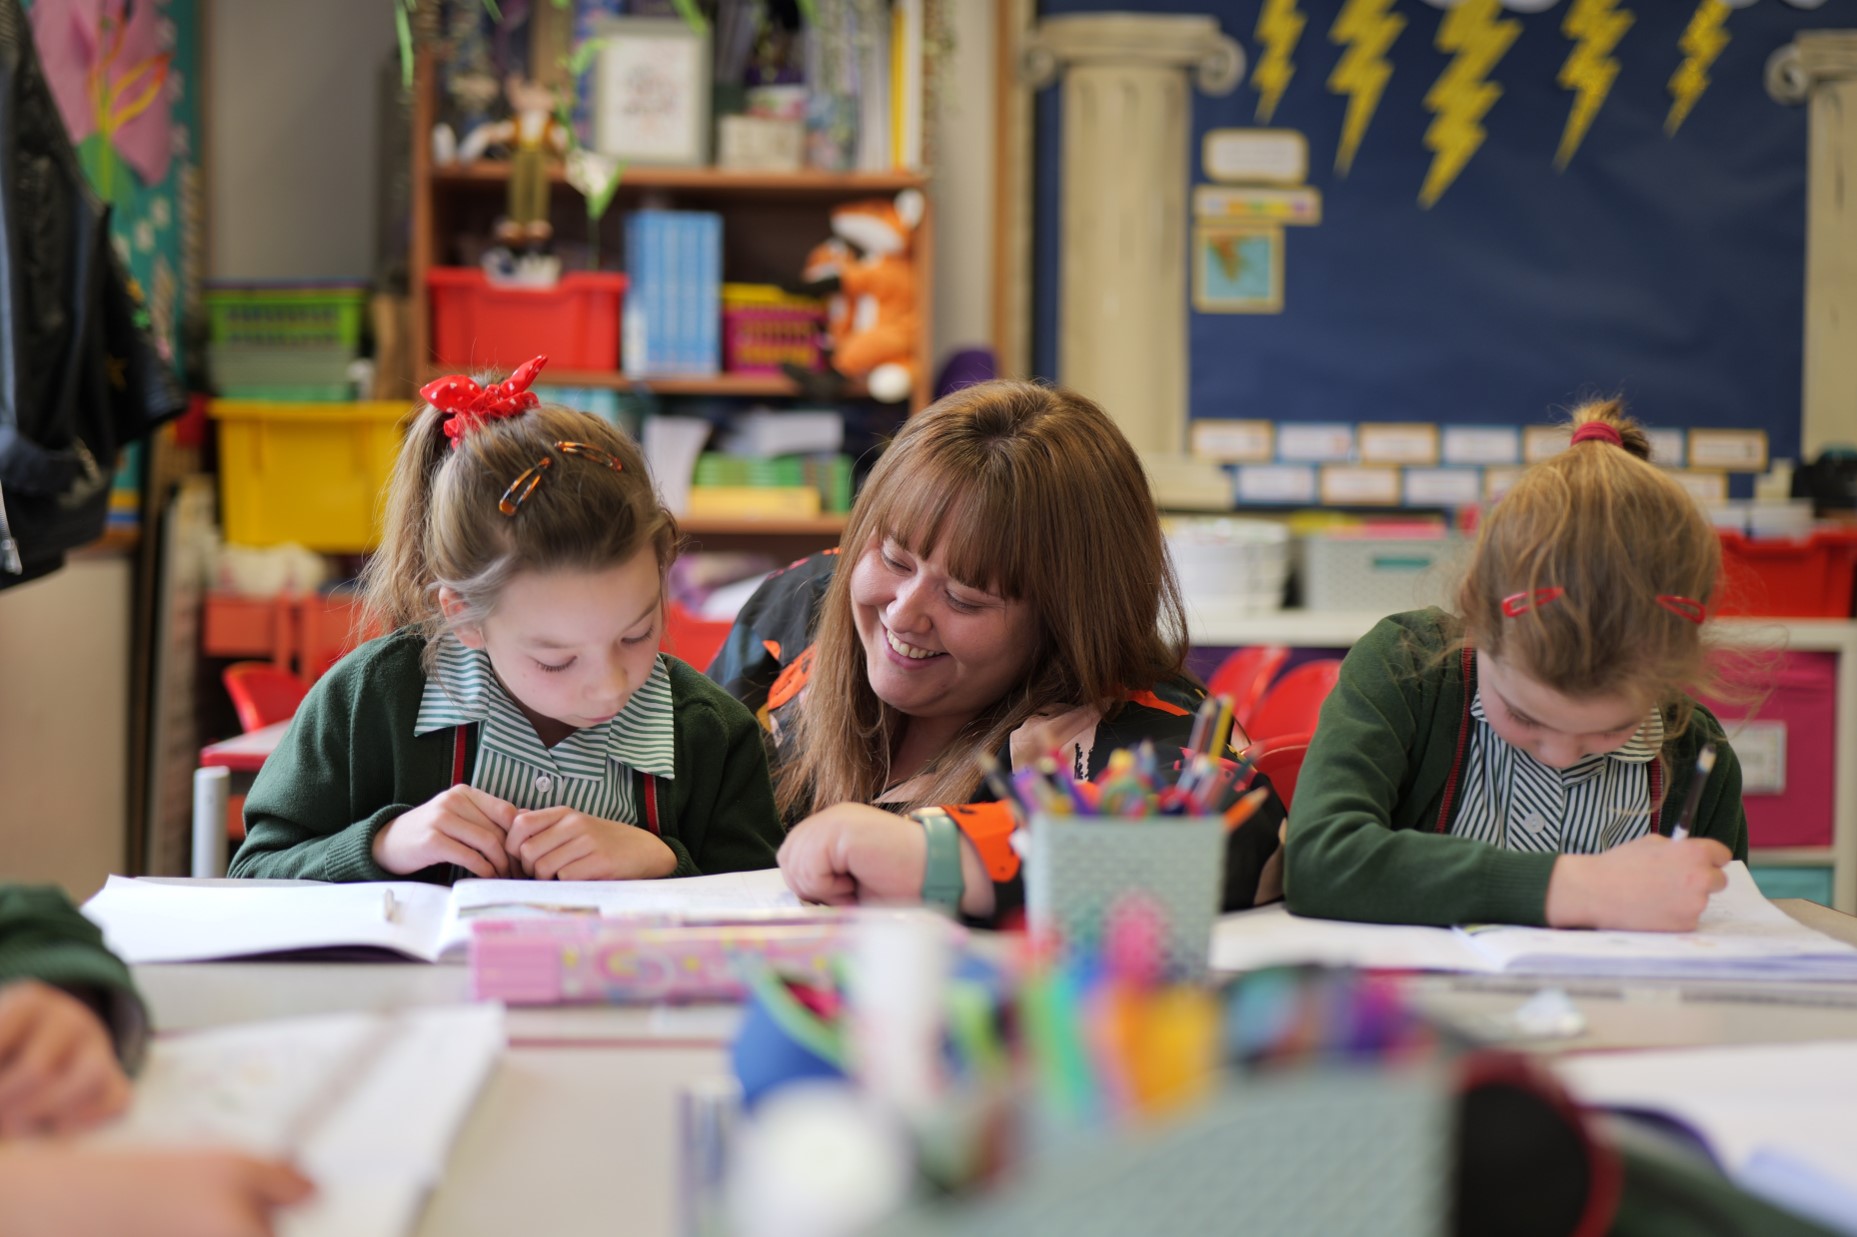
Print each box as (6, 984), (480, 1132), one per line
(977, 751), (1027, 824)
(1670, 742), (1717, 841)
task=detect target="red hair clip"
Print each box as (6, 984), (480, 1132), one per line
(1570, 422), (1623, 448)
(1655, 594), (1706, 624)
(421, 355), (549, 448)
(1501, 587), (1564, 617)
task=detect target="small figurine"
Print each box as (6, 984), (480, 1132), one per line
(457, 74), (570, 250)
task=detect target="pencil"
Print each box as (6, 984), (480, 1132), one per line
(1186, 698), (1218, 755)
(1222, 786), (1272, 833)
(1670, 742), (1717, 841)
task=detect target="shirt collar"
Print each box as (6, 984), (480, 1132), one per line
(1471, 690), (1662, 766)
(415, 635), (679, 779)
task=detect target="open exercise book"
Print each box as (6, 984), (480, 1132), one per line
(1213, 862), (1857, 982)
(1557, 1041), (1857, 1236)
(83, 868), (802, 964)
(83, 1003), (503, 1237)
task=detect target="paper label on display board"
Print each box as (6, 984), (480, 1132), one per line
(1484, 466), (1526, 501)
(1201, 128), (1308, 185)
(1403, 468), (1482, 508)
(1358, 423), (1441, 466)
(1236, 464), (1318, 505)
(1646, 428), (1687, 468)
(1523, 426), (1573, 463)
(1319, 466), (1401, 506)
(1729, 720), (1787, 795)
(1442, 426), (1521, 466)
(1672, 471), (1730, 504)
(1688, 430), (1769, 473)
(1190, 419), (1275, 463)
(1276, 423), (1355, 463)
(1192, 185), (1322, 226)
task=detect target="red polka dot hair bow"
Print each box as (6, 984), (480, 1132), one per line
(420, 355), (549, 447)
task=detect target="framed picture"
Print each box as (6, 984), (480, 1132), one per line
(1193, 225), (1283, 314)
(591, 17), (712, 167)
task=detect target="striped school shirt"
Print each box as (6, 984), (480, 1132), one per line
(1447, 691), (1662, 854)
(413, 635), (677, 824)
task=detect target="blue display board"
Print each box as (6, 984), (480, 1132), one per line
(1034, 0), (1854, 470)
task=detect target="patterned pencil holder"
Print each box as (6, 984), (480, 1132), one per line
(1023, 814), (1226, 982)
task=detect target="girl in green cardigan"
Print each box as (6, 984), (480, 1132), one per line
(230, 357), (782, 885)
(1287, 400), (1746, 930)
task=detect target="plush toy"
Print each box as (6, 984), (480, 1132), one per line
(811, 190), (923, 405)
(457, 75), (570, 249)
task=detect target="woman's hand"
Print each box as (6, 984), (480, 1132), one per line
(504, 807), (679, 880)
(1545, 834), (1733, 931)
(0, 1146), (314, 1237)
(372, 786), (518, 878)
(0, 981), (130, 1138)
(778, 803), (995, 916)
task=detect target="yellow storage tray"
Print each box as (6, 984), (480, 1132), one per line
(210, 400), (408, 552)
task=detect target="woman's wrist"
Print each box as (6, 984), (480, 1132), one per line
(911, 808), (966, 912)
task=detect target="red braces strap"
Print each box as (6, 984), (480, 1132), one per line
(1500, 587), (1564, 617)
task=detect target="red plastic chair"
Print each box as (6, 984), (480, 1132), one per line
(222, 661), (309, 733)
(1207, 645), (1290, 729)
(1251, 731), (1313, 812)
(663, 602), (735, 675)
(1247, 660), (1343, 743)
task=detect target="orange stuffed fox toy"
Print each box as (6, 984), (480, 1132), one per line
(805, 190), (922, 404)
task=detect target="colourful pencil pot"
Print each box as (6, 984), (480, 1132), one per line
(1023, 815), (1226, 982)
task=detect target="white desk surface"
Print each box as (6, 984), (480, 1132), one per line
(129, 899), (1857, 1237)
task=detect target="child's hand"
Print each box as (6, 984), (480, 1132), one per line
(373, 786), (518, 878)
(0, 980), (131, 1138)
(0, 1145), (314, 1237)
(505, 807), (678, 880)
(1545, 834), (1733, 931)
(777, 803), (995, 916)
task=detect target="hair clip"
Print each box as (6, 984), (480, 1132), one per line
(1569, 422), (1623, 448)
(1655, 594), (1706, 624)
(496, 442), (623, 517)
(557, 441), (622, 471)
(422, 355), (550, 448)
(1500, 587), (1564, 617)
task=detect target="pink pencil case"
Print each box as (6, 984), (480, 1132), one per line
(469, 915), (846, 1005)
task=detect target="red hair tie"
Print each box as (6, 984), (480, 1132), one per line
(1655, 595), (1706, 624)
(1569, 422), (1623, 448)
(1500, 587), (1564, 617)
(420, 355), (549, 448)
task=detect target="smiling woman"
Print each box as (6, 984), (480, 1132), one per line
(710, 380), (1289, 923)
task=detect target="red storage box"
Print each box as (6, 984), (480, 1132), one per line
(1716, 527), (1857, 617)
(1702, 651), (1837, 848)
(428, 269), (626, 371)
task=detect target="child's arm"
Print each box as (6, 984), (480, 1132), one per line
(665, 684), (785, 877)
(0, 885), (145, 1135)
(1285, 620), (1564, 926)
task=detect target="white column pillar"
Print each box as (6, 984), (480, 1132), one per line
(1769, 32), (1857, 459)
(1024, 14), (1242, 456)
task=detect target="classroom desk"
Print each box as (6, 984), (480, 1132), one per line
(128, 899), (1857, 1237)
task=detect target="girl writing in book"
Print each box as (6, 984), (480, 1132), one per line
(709, 380), (1288, 921)
(1286, 399), (1744, 930)
(230, 358), (782, 884)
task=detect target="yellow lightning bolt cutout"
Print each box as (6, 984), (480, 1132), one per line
(1556, 0), (1634, 170)
(1328, 0), (1406, 176)
(1252, 0), (1306, 125)
(1667, 0), (1729, 135)
(1419, 0), (1520, 209)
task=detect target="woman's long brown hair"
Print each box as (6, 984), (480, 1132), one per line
(773, 380), (1188, 817)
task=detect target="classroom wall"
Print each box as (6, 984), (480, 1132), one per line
(0, 556), (132, 899)
(204, 0), (394, 280)
(931, 0), (997, 367)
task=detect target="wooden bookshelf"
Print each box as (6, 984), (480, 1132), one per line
(423, 365), (869, 400)
(433, 161), (929, 197)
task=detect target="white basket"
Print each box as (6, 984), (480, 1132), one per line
(1023, 815), (1225, 982)
(1298, 532), (1467, 614)
(1166, 517), (1290, 621)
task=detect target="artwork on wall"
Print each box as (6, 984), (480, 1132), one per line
(1194, 225), (1283, 313)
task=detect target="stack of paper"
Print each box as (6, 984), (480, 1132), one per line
(1213, 864), (1857, 982)
(1557, 1041), (1857, 1236)
(83, 868), (803, 965)
(83, 1004), (504, 1237)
